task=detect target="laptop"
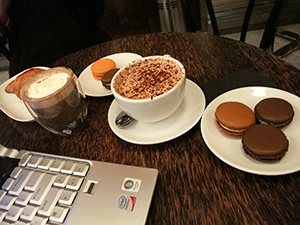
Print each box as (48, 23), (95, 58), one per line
(0, 145), (158, 225)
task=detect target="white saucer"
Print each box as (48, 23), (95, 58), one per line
(201, 86), (300, 176)
(78, 53), (143, 97)
(108, 79), (206, 145)
(0, 66), (49, 122)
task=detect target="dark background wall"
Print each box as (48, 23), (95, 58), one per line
(97, 0), (300, 39)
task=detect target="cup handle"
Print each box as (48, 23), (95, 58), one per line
(74, 76), (86, 98)
(163, 54), (172, 58)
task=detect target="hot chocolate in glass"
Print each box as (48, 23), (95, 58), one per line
(21, 67), (87, 135)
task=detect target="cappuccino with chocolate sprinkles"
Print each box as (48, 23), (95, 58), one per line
(113, 57), (184, 99)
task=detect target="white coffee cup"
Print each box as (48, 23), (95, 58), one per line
(111, 55), (186, 122)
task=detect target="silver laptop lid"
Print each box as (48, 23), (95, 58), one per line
(0, 149), (158, 225)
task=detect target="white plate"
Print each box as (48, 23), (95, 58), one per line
(108, 79), (206, 145)
(78, 53), (143, 97)
(201, 86), (300, 176)
(0, 66), (49, 122)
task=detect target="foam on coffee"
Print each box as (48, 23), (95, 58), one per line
(22, 67), (75, 109)
(113, 57), (184, 100)
(27, 72), (69, 99)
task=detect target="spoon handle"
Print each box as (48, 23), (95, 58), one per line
(115, 111), (135, 128)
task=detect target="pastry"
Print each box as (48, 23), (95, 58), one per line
(254, 97), (294, 128)
(215, 101), (255, 137)
(242, 124), (289, 162)
(91, 58), (116, 80)
(5, 68), (46, 99)
(101, 68), (119, 89)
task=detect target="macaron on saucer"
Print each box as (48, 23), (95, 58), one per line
(91, 58), (116, 80)
(254, 97), (294, 128)
(215, 101), (255, 137)
(78, 53), (143, 97)
(242, 124), (289, 162)
(101, 68), (120, 90)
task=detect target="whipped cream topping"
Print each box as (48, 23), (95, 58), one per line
(27, 72), (69, 98)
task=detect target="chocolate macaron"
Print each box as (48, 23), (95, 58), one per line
(101, 68), (119, 89)
(242, 124), (289, 162)
(215, 101), (256, 137)
(255, 97), (294, 128)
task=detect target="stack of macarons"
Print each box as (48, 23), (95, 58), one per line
(91, 58), (116, 80)
(91, 58), (120, 89)
(214, 98), (294, 162)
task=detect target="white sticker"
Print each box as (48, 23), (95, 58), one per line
(121, 178), (142, 193)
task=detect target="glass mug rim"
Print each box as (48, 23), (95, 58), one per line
(21, 67), (75, 102)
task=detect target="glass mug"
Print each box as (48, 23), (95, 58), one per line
(21, 67), (88, 135)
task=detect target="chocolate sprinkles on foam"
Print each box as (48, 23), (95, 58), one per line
(114, 58), (183, 100)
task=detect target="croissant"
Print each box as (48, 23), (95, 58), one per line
(5, 68), (46, 99)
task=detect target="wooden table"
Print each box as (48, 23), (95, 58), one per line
(1, 32), (300, 224)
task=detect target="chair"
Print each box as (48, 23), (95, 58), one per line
(258, 0), (284, 51)
(272, 28), (300, 58)
(204, 0), (219, 36)
(241, 0), (300, 57)
(203, 0), (286, 54)
(0, 23), (10, 61)
(240, 0), (255, 42)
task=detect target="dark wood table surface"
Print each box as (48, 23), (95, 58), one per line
(1, 32), (300, 224)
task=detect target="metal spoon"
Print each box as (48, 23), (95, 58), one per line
(115, 111), (135, 128)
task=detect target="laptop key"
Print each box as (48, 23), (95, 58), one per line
(30, 173), (56, 205)
(20, 204), (39, 221)
(9, 170), (33, 196)
(49, 206), (69, 224)
(38, 157), (54, 170)
(0, 190), (6, 202)
(53, 174), (70, 188)
(25, 171), (45, 191)
(73, 163), (89, 176)
(31, 215), (48, 225)
(2, 178), (14, 191)
(61, 161), (77, 174)
(10, 167), (22, 178)
(14, 221), (28, 225)
(18, 154), (32, 167)
(58, 189), (77, 205)
(49, 159), (65, 172)
(0, 210), (7, 222)
(27, 156), (43, 168)
(15, 191), (33, 206)
(0, 220), (11, 225)
(66, 176), (83, 190)
(5, 205), (23, 222)
(0, 195), (17, 210)
(38, 187), (62, 217)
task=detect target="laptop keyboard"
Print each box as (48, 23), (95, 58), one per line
(0, 152), (90, 225)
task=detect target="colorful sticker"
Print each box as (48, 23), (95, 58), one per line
(122, 177), (141, 193)
(118, 195), (137, 212)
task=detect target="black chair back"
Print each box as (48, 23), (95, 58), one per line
(204, 0), (284, 51)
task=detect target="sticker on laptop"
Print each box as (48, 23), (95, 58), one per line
(122, 178), (142, 193)
(118, 195), (137, 212)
